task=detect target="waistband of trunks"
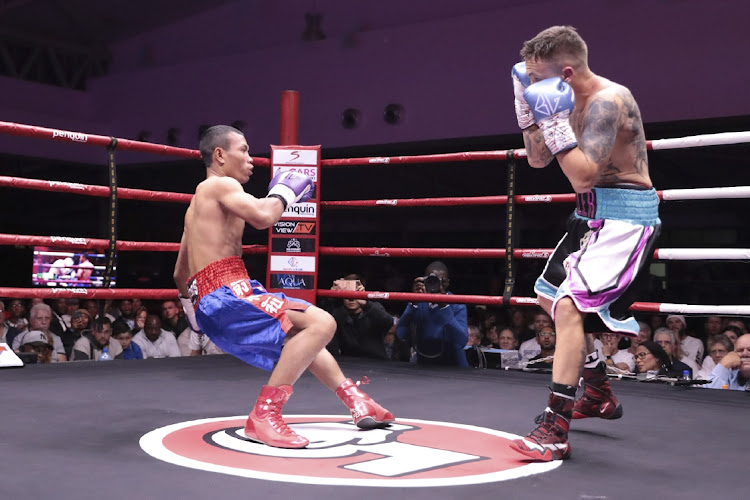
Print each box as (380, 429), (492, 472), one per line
(187, 256), (250, 306)
(576, 186), (660, 225)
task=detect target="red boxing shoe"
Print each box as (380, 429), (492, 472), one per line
(335, 378), (395, 429)
(572, 365), (623, 420)
(509, 407), (572, 461)
(244, 385), (309, 448)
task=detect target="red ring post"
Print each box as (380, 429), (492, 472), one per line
(280, 90), (299, 146)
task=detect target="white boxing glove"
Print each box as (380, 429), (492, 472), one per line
(512, 62), (535, 130)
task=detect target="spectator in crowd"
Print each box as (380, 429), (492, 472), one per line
(131, 306), (148, 335)
(161, 299), (190, 337)
(510, 308), (535, 343)
(634, 341), (676, 377)
(697, 334), (733, 380)
(60, 298), (80, 329)
(498, 328), (519, 351)
(518, 312), (552, 364)
(705, 334), (750, 390)
(628, 321), (652, 356)
(653, 327), (696, 377)
(13, 303), (66, 362)
(112, 299), (137, 331)
(70, 317), (123, 361)
(47, 298), (69, 336)
(326, 276), (395, 360)
(649, 313), (666, 334)
(0, 300), (22, 347)
(724, 318), (748, 335)
(481, 324), (501, 348)
(396, 261), (468, 366)
(18, 330), (54, 364)
(599, 332), (636, 373)
(7, 298), (29, 333)
(480, 309), (499, 339)
(703, 315), (724, 339)
(189, 330), (224, 356)
(133, 314), (181, 359)
(60, 308), (92, 358)
(467, 324), (482, 347)
(666, 315), (704, 367)
(384, 318), (410, 362)
(82, 299), (115, 322)
(527, 326), (556, 370)
(719, 325), (741, 347)
(113, 321), (143, 360)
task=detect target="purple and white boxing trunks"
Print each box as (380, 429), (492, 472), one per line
(534, 186), (661, 336)
(186, 256), (311, 371)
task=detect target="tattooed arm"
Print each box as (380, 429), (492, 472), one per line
(522, 125), (554, 168)
(556, 91), (622, 192)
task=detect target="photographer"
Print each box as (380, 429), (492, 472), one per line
(326, 274), (398, 360)
(396, 261), (469, 366)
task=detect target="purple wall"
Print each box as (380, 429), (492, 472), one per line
(1, 0), (747, 164)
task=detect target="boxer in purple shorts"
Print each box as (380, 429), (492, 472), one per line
(174, 125), (394, 449)
(507, 26), (660, 461)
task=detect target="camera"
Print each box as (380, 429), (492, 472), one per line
(423, 273), (443, 294)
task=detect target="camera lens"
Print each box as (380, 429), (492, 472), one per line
(424, 274), (441, 294)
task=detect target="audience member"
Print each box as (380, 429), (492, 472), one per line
(634, 341), (677, 377)
(702, 315), (724, 339)
(666, 315), (704, 367)
(60, 298), (80, 329)
(70, 317), (123, 361)
(0, 300), (22, 347)
(705, 334), (750, 390)
(628, 321), (652, 356)
(527, 326), (556, 369)
(111, 299), (137, 331)
(60, 308), (92, 358)
(47, 298), (69, 336)
(384, 316), (410, 362)
(13, 303), (66, 362)
(396, 261), (468, 366)
(467, 324), (482, 347)
(131, 306), (148, 335)
(510, 307), (535, 343)
(132, 314), (181, 359)
(481, 324), (501, 348)
(326, 276), (395, 360)
(653, 327), (696, 377)
(599, 332), (636, 373)
(697, 334), (733, 380)
(161, 299), (190, 337)
(113, 322), (143, 360)
(7, 298), (29, 333)
(18, 330), (54, 364)
(81, 299), (115, 322)
(724, 318), (748, 335)
(718, 325), (741, 347)
(498, 328), (519, 351)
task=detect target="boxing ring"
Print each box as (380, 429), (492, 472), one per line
(2, 93), (750, 498)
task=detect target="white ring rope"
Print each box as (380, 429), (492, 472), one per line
(656, 304), (750, 315)
(661, 186), (750, 201)
(650, 131), (750, 150)
(655, 248), (750, 260)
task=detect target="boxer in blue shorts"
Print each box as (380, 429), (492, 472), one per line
(174, 125), (394, 449)
(506, 26), (660, 461)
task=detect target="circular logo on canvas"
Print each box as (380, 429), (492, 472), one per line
(140, 415), (560, 486)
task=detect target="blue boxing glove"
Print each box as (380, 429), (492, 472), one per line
(511, 62), (535, 129)
(523, 77), (578, 155)
(267, 171), (314, 208)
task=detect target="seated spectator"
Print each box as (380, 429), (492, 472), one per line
(18, 330), (54, 364)
(705, 334), (750, 390)
(599, 332), (636, 373)
(133, 314), (182, 359)
(634, 341), (677, 377)
(13, 303), (66, 362)
(60, 298), (80, 329)
(7, 298), (29, 333)
(666, 315), (704, 367)
(0, 300), (22, 347)
(498, 328), (519, 351)
(653, 327), (697, 378)
(326, 276), (395, 360)
(47, 298), (69, 336)
(509, 307), (534, 343)
(59, 309), (92, 358)
(527, 326), (556, 369)
(467, 324), (482, 347)
(628, 321), (652, 356)
(719, 325), (742, 347)
(481, 324), (501, 349)
(161, 299), (190, 337)
(70, 317), (123, 361)
(697, 334), (733, 380)
(703, 315), (725, 339)
(112, 299), (137, 331)
(396, 261), (468, 366)
(131, 306), (148, 335)
(112, 321), (143, 360)
(724, 318), (748, 335)
(519, 333), (542, 365)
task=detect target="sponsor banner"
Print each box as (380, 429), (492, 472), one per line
(282, 202), (316, 219)
(271, 165), (319, 182)
(271, 237), (316, 254)
(272, 149), (318, 166)
(270, 255), (316, 273)
(521, 195), (552, 203)
(271, 273), (315, 290)
(272, 221), (316, 235)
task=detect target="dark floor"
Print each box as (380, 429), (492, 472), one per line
(3, 355), (747, 500)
